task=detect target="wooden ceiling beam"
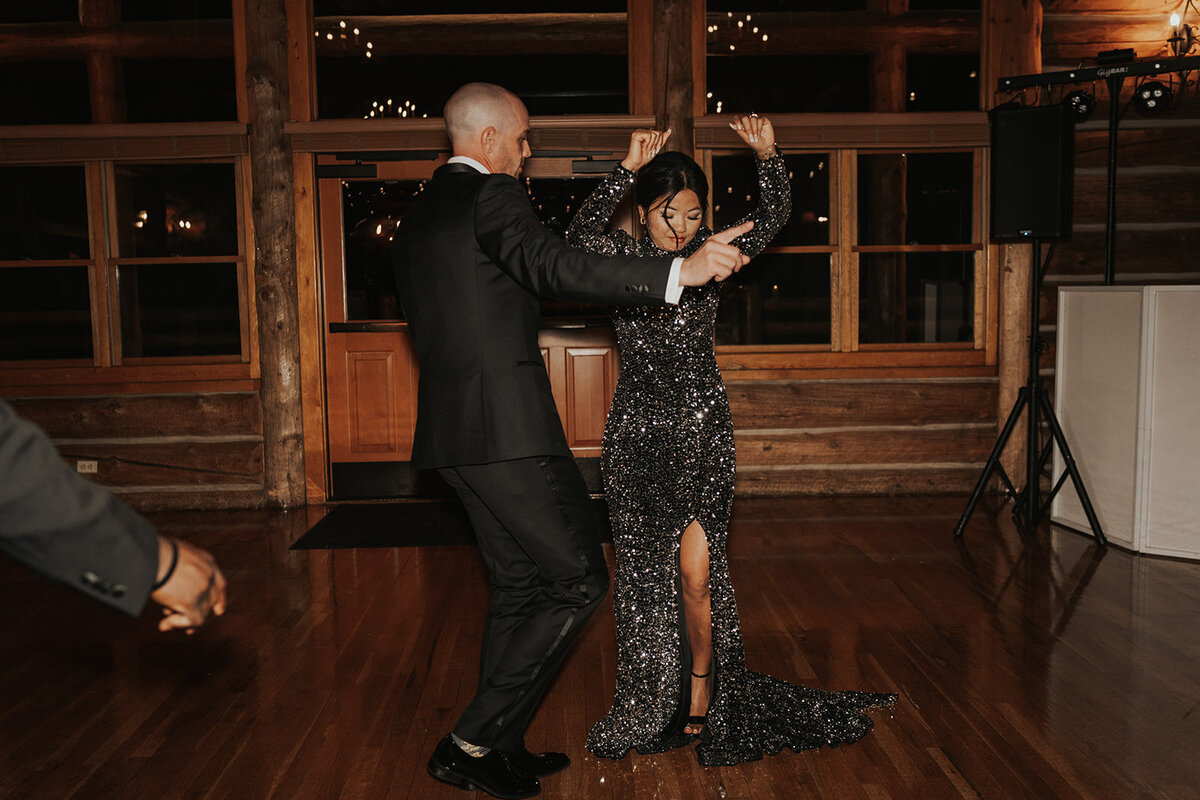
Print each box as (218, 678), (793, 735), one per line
(0, 20), (233, 60)
(311, 13), (627, 57)
(704, 11), (980, 56)
(1042, 14), (1177, 62)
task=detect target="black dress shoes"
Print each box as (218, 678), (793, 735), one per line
(427, 735), (540, 799)
(505, 748), (570, 778)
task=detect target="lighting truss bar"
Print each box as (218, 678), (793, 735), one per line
(998, 54), (1200, 92)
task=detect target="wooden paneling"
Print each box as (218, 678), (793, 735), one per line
(1050, 229), (1200, 278)
(727, 379), (997, 428)
(737, 425), (994, 466)
(564, 347), (618, 452)
(696, 112), (989, 151)
(0, 123), (249, 165)
(1043, 14), (1175, 62)
(55, 440), (263, 487)
(8, 393), (261, 438)
(1073, 171), (1200, 224)
(325, 332), (417, 463)
(7, 392), (266, 509)
(735, 464), (982, 494)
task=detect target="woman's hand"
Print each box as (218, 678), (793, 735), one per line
(621, 128), (672, 172)
(729, 114), (776, 159)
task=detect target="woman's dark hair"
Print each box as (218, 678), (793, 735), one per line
(635, 150), (710, 216)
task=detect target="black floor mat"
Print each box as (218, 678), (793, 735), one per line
(291, 499), (612, 550)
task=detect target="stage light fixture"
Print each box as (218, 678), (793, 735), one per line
(1063, 90), (1095, 121)
(1133, 80), (1173, 115)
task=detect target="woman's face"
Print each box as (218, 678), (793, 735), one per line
(642, 189), (703, 253)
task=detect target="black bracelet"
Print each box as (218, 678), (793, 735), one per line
(151, 537), (179, 591)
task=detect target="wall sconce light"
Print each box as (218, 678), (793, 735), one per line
(1063, 89), (1095, 121)
(1133, 80), (1173, 115)
(1169, 12), (1197, 56)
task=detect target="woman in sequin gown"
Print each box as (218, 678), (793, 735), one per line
(566, 118), (896, 766)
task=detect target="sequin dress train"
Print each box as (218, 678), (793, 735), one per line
(565, 154), (896, 766)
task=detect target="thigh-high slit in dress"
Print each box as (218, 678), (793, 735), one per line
(566, 152), (897, 766)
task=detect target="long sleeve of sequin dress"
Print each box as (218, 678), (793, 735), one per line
(567, 153), (895, 766)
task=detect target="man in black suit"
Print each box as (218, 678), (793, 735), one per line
(393, 82), (751, 799)
(0, 398), (226, 631)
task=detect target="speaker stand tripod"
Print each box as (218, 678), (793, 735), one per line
(953, 238), (1107, 545)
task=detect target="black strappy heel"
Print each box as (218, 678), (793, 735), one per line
(686, 668), (713, 741)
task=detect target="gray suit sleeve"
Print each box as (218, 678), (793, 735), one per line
(0, 399), (159, 616)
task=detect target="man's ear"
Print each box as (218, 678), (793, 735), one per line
(481, 126), (497, 154)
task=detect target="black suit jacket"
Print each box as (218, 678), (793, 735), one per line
(392, 163), (674, 468)
(0, 399), (159, 616)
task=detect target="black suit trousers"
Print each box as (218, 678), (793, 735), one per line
(437, 455), (609, 751)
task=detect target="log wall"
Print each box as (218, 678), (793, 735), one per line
(7, 393), (265, 509)
(1039, 1), (1200, 385)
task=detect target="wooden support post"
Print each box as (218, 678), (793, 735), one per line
(650, 0), (705, 156)
(983, 0), (1042, 482)
(79, 0), (126, 123)
(241, 0), (306, 508)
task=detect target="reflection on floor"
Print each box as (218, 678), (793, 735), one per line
(0, 496), (1197, 800)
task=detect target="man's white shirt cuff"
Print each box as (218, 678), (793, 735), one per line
(665, 257), (684, 304)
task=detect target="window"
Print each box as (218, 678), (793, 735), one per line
(314, 10), (628, 118)
(111, 162), (245, 360)
(713, 153), (833, 345)
(0, 159), (249, 369)
(701, 137), (986, 358)
(333, 172), (604, 323)
(0, 166), (93, 362)
(907, 54), (981, 112)
(0, 63), (91, 125)
(120, 0), (232, 20)
(707, 55), (869, 115)
(856, 151), (977, 345)
(124, 59), (238, 122)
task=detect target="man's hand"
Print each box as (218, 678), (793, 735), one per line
(621, 128), (672, 173)
(679, 220), (754, 286)
(150, 536), (227, 633)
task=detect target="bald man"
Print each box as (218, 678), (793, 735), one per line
(393, 83), (751, 799)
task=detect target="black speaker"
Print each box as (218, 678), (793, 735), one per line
(989, 104), (1074, 241)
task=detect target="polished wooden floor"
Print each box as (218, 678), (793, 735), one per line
(2, 496), (1198, 800)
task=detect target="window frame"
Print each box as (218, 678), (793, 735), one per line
(0, 124), (258, 392)
(696, 111), (996, 378)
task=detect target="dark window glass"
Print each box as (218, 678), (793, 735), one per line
(909, 0), (979, 9)
(316, 1), (623, 12)
(118, 263), (240, 357)
(707, 55), (869, 114)
(317, 54), (627, 118)
(0, 267), (93, 361)
(907, 54), (980, 112)
(709, 1), (865, 9)
(712, 153), (830, 246)
(0, 62), (90, 125)
(716, 253), (831, 346)
(342, 179), (426, 321)
(0, 2), (77, 23)
(529, 176), (604, 320)
(0, 167), (90, 260)
(124, 59), (237, 122)
(859, 252), (973, 344)
(115, 163), (238, 258)
(858, 152), (973, 245)
(121, 0), (232, 20)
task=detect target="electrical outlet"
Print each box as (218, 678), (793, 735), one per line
(76, 459), (98, 474)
